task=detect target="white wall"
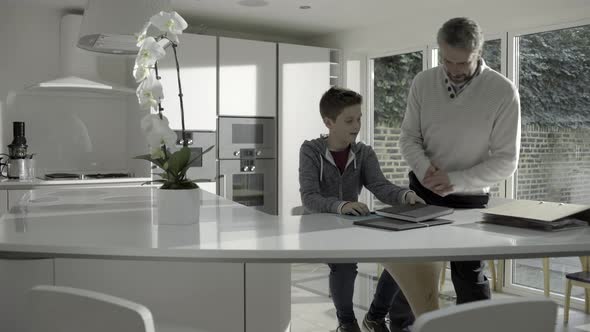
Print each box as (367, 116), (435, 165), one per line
(0, 4), (61, 149)
(0, 3), (143, 173)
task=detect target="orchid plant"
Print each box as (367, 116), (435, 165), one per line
(133, 11), (214, 190)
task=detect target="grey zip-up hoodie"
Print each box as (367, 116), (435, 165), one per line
(299, 137), (410, 214)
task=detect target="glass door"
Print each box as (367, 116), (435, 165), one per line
(507, 22), (590, 301)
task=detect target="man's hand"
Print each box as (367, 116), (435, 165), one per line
(424, 164), (437, 178)
(403, 191), (426, 205)
(341, 202), (370, 216)
(423, 168), (454, 196)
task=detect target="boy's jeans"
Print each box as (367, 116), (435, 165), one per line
(328, 263), (414, 330)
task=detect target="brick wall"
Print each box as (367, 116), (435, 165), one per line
(372, 124), (590, 206)
(517, 124), (590, 203)
(372, 125), (502, 207)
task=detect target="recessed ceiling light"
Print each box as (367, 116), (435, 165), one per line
(237, 0), (269, 7)
(299, 5), (311, 9)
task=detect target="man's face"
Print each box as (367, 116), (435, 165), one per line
(324, 105), (362, 146)
(439, 42), (480, 84)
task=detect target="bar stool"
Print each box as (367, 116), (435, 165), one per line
(564, 256), (590, 324)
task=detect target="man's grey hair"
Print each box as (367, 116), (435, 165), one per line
(437, 17), (484, 52)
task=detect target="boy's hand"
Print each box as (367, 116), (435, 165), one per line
(403, 191), (426, 205)
(341, 202), (370, 216)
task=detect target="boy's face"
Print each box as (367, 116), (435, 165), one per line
(324, 104), (362, 146)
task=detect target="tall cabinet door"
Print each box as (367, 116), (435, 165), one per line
(159, 34), (217, 131)
(219, 37), (277, 117)
(278, 43), (330, 215)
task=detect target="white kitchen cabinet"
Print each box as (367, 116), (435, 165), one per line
(8, 189), (28, 211)
(195, 181), (216, 194)
(0, 259), (54, 331)
(0, 190), (7, 216)
(159, 33), (217, 131)
(54, 259), (244, 332)
(219, 37), (277, 117)
(245, 263), (291, 332)
(278, 43), (331, 215)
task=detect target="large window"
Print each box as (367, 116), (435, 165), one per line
(368, 24), (590, 304)
(372, 38), (505, 204)
(371, 50), (424, 208)
(511, 24), (590, 299)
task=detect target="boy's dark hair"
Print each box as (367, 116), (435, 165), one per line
(319, 86), (362, 121)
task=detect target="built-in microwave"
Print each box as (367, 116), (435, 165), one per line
(218, 117), (276, 160)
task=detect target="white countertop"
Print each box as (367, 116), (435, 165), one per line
(0, 177), (153, 189)
(0, 186), (589, 263)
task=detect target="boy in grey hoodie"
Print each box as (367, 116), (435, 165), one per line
(299, 87), (424, 332)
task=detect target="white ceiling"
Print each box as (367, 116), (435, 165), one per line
(7, 0), (590, 40)
(3, 0), (476, 39)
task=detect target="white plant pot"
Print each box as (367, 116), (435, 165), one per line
(156, 188), (201, 225)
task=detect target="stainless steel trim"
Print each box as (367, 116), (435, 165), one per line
(218, 117), (276, 159)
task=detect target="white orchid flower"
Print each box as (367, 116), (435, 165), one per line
(135, 22), (151, 47)
(140, 114), (178, 155)
(150, 11), (188, 44)
(133, 63), (151, 83)
(136, 73), (163, 110)
(136, 36), (166, 67)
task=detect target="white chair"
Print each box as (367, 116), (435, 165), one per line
(564, 256), (590, 323)
(413, 298), (557, 332)
(28, 285), (155, 332)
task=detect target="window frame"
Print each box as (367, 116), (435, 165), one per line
(503, 18), (590, 306)
(364, 46), (428, 208)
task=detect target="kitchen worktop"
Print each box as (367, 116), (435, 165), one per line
(1, 186), (589, 263)
(0, 177), (153, 189)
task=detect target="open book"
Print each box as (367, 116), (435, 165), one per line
(375, 203), (454, 222)
(482, 200), (590, 232)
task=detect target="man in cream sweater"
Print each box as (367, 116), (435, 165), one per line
(400, 17), (521, 304)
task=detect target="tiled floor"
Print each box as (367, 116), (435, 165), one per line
(291, 263), (590, 332)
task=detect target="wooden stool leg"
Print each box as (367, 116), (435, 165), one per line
(497, 259), (505, 292)
(488, 260), (497, 292)
(564, 279), (572, 324)
(439, 261), (447, 291)
(543, 257), (550, 297)
(585, 288), (589, 314)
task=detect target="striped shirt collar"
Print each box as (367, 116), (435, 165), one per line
(443, 58), (485, 99)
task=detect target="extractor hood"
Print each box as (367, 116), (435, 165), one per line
(77, 0), (171, 55)
(26, 14), (134, 94)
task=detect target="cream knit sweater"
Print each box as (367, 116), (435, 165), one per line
(400, 62), (521, 194)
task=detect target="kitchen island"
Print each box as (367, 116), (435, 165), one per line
(1, 186), (589, 331)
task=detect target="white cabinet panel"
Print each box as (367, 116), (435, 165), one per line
(219, 37), (277, 117)
(54, 259), (244, 332)
(196, 181), (216, 194)
(0, 190), (7, 216)
(245, 263), (291, 332)
(278, 43), (331, 215)
(8, 189), (28, 210)
(0, 259), (54, 331)
(159, 34), (217, 131)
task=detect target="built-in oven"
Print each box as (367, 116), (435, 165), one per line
(218, 117), (277, 215)
(218, 158), (276, 214)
